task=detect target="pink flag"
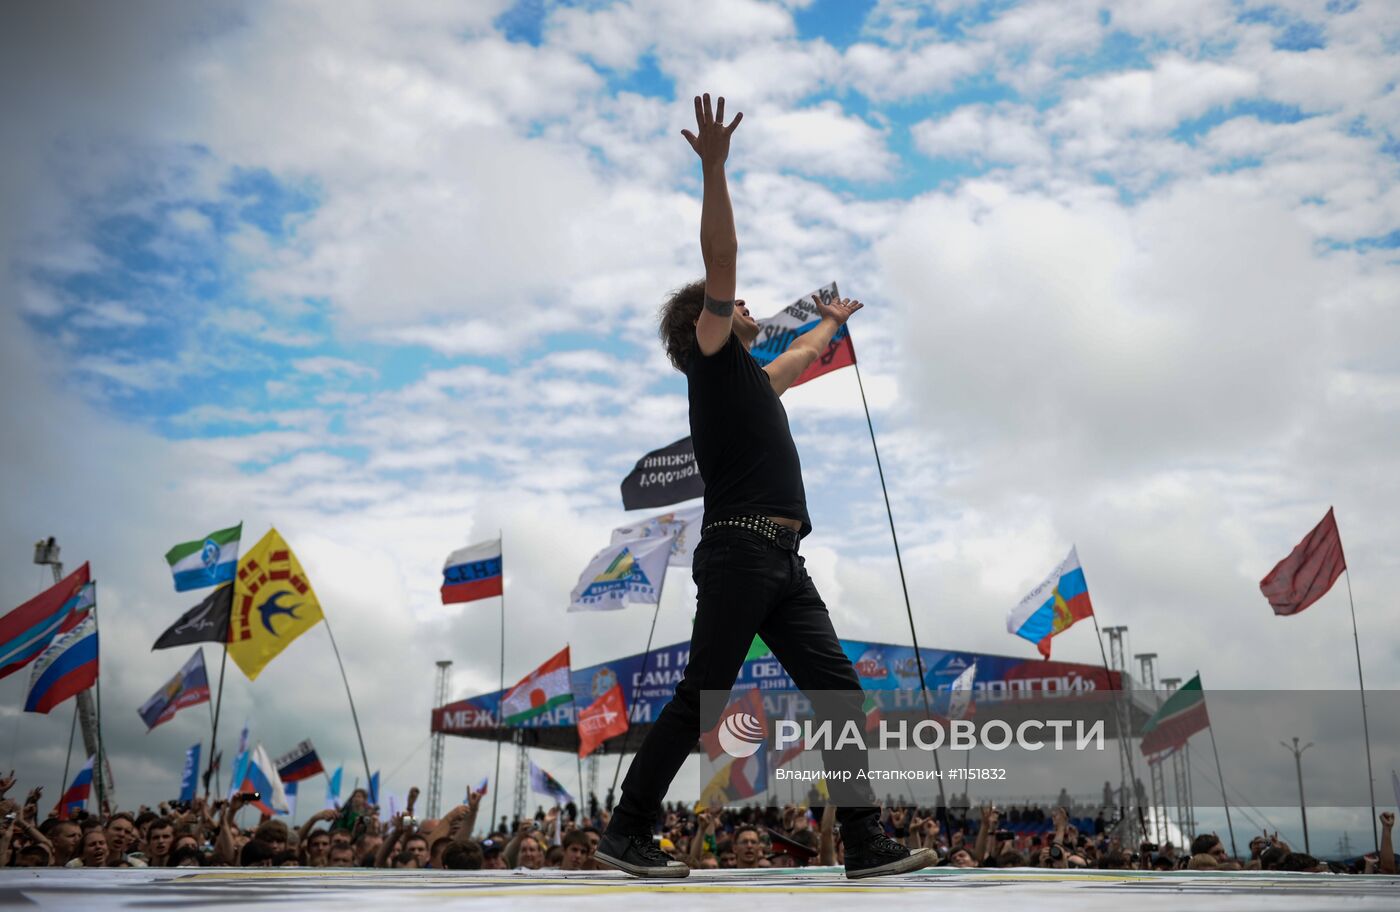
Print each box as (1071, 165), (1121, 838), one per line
(1260, 508), (1346, 616)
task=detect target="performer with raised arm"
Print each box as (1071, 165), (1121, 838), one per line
(595, 93), (934, 881)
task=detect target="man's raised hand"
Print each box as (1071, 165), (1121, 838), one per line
(681, 93), (742, 168)
(816, 295), (863, 325)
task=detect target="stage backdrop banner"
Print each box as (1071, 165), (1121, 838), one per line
(432, 637), (1122, 744)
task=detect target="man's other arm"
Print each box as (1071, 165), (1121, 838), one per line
(763, 296), (863, 396)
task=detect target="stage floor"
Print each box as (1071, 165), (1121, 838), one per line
(2, 866), (1397, 911)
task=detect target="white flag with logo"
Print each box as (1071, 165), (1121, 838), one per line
(948, 661), (977, 721)
(611, 505), (703, 568)
(569, 534), (676, 612)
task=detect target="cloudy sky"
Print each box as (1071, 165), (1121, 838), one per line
(2, 0), (1397, 843)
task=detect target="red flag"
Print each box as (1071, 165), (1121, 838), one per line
(1260, 507), (1346, 616)
(699, 687), (766, 761)
(577, 685), (629, 758)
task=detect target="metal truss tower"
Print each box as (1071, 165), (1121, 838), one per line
(426, 660), (452, 818)
(1136, 653), (1170, 845)
(1160, 676), (1196, 842)
(33, 538), (112, 809)
(1100, 625), (1141, 844)
(512, 731), (530, 826)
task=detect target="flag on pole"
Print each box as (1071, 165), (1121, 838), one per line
(369, 771), (380, 806)
(700, 687), (766, 761)
(577, 684), (629, 758)
(274, 740), (326, 783)
(179, 743), (202, 802)
(25, 613), (98, 714)
(153, 584), (232, 650)
(325, 766), (343, 809)
(749, 282), (856, 387)
(56, 755), (95, 819)
(502, 647), (573, 725)
(528, 759), (574, 804)
(137, 649), (211, 730)
(233, 744), (290, 816)
(473, 776), (489, 797)
(165, 524), (242, 592)
(1006, 546), (1094, 659)
(568, 535), (675, 611)
(237, 720), (251, 755)
(228, 528), (324, 680)
(611, 506), (704, 568)
(283, 780), (298, 819)
(1, 562), (92, 679)
(620, 436), (704, 510)
(1260, 507), (1347, 617)
(948, 661), (978, 721)
(441, 538), (504, 605)
(1139, 673), (1210, 760)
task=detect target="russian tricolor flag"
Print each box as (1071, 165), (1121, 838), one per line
(275, 739), (325, 783)
(57, 755), (95, 819)
(25, 614), (99, 714)
(441, 539), (503, 605)
(1, 563), (92, 680)
(1006, 546), (1095, 659)
(234, 744), (290, 816)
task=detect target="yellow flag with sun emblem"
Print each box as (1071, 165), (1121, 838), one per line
(228, 528), (324, 680)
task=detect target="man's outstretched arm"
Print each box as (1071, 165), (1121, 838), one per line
(763, 294), (863, 396)
(681, 93), (743, 356)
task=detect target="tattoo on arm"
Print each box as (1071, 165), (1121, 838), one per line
(703, 294), (734, 317)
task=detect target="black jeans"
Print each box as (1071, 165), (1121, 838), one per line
(609, 524), (878, 835)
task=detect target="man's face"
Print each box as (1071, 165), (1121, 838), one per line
(404, 836), (429, 867)
(1209, 842), (1229, 862)
(83, 831), (108, 867)
(106, 818), (137, 856)
(173, 834), (199, 855)
(330, 832), (351, 851)
(732, 300), (759, 344)
(147, 825), (174, 858)
(52, 823), (81, 856)
(561, 843), (589, 871)
(719, 850), (736, 867)
(483, 850), (506, 870)
(308, 833), (330, 861)
(700, 855), (719, 869)
(950, 849), (975, 868)
(262, 835), (288, 855)
(517, 837), (543, 869)
(585, 831), (599, 853)
(734, 830), (762, 865)
(328, 846), (355, 867)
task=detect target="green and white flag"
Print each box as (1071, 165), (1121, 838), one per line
(165, 524), (242, 593)
(1139, 673), (1210, 760)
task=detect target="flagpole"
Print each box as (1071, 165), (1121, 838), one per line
(321, 614), (372, 791)
(1343, 568), (1379, 851)
(610, 601), (662, 795)
(58, 702), (78, 807)
(204, 644), (229, 798)
(852, 361), (945, 807)
(1201, 672), (1237, 859)
(92, 610), (108, 813)
(491, 529), (506, 835)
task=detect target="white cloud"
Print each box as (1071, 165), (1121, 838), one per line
(743, 100), (899, 181)
(912, 103), (1050, 165)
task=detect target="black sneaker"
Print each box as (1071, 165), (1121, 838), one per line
(595, 831), (690, 879)
(843, 828), (937, 880)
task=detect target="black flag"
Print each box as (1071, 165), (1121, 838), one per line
(620, 435), (704, 510)
(153, 583), (232, 649)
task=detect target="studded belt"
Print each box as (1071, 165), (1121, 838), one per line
(702, 515), (800, 552)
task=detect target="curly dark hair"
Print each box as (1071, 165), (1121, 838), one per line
(658, 278), (708, 372)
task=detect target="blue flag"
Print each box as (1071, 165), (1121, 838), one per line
(368, 770), (380, 806)
(325, 766), (342, 809)
(179, 743), (201, 802)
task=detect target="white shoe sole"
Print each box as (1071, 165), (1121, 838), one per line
(845, 847), (937, 880)
(595, 850), (691, 879)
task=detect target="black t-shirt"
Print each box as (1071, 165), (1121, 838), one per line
(686, 332), (811, 537)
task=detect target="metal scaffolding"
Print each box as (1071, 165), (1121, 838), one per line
(33, 538), (112, 810)
(1135, 653), (1170, 845)
(1100, 625), (1141, 844)
(512, 730), (529, 825)
(1159, 676), (1197, 843)
(426, 660), (452, 819)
